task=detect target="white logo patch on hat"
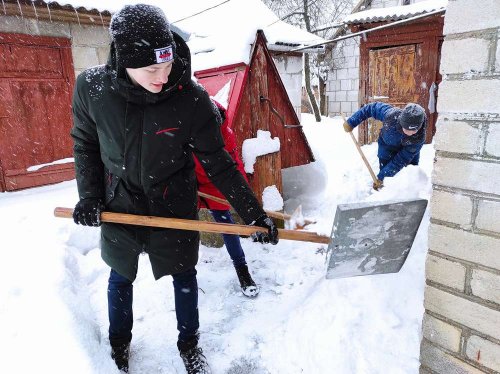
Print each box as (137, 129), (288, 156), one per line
(154, 46), (173, 63)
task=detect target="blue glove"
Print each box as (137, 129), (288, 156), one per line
(73, 198), (105, 227)
(251, 214), (279, 245)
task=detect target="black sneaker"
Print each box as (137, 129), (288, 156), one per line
(111, 342), (130, 373)
(235, 265), (259, 297)
(180, 346), (211, 374)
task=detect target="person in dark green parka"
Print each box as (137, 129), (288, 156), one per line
(71, 4), (278, 373)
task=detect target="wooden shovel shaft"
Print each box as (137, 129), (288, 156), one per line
(342, 114), (378, 183)
(349, 131), (378, 183)
(197, 191), (316, 225)
(54, 207), (329, 245)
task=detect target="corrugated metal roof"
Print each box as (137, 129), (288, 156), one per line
(344, 0), (447, 25)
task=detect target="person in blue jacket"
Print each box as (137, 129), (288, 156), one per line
(344, 102), (427, 190)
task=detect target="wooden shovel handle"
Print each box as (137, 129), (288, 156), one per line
(197, 191), (316, 225)
(54, 207), (329, 245)
(342, 114), (378, 184)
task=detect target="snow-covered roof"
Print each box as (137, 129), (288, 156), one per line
(344, 0), (447, 25)
(42, 0), (325, 71)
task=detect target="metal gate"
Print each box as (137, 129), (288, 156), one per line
(0, 33), (75, 191)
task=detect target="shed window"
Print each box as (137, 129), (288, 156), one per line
(401, 0), (411, 5)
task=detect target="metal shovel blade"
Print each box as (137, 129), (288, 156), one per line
(325, 198), (428, 279)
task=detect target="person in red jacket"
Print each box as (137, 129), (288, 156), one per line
(193, 100), (259, 297)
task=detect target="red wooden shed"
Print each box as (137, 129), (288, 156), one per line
(195, 30), (314, 203)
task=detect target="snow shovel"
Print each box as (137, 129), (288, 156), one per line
(325, 198), (428, 279)
(54, 197), (427, 278)
(197, 191), (316, 227)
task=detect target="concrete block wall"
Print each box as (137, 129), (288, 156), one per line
(71, 24), (110, 76)
(326, 37), (360, 116)
(420, 1), (500, 373)
(272, 54), (303, 121)
(0, 15), (110, 77)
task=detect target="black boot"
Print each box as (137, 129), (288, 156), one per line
(180, 346), (211, 374)
(111, 342), (130, 373)
(235, 265), (259, 297)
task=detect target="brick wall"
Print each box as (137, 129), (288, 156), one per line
(70, 24), (110, 76)
(420, 1), (500, 373)
(272, 54), (303, 121)
(327, 37), (360, 116)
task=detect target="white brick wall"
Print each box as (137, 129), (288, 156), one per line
(440, 38), (490, 74)
(443, 0), (500, 34)
(430, 190), (472, 226)
(272, 55), (303, 120)
(71, 46), (100, 70)
(437, 79), (500, 114)
(425, 255), (466, 291)
(424, 286), (500, 341)
(428, 224), (500, 270)
(485, 125), (500, 157)
(476, 199), (500, 233)
(434, 119), (482, 155)
(422, 1), (500, 371)
(70, 24), (110, 46)
(326, 37), (360, 116)
(465, 335), (500, 372)
(422, 314), (461, 352)
(432, 158), (500, 195)
(470, 269), (500, 305)
(421, 340), (485, 374)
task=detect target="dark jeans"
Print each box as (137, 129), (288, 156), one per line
(209, 209), (247, 267)
(107, 267), (199, 351)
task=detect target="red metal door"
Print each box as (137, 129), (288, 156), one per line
(0, 33), (75, 191)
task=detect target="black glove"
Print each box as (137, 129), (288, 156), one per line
(73, 198), (105, 227)
(251, 214), (279, 245)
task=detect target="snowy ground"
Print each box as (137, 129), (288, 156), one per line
(0, 114), (434, 374)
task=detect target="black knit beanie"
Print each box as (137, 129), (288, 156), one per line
(110, 4), (176, 69)
(399, 103), (425, 131)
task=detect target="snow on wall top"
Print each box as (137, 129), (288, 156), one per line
(344, 0), (447, 25)
(43, 0), (325, 71)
